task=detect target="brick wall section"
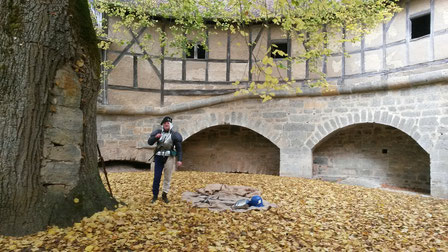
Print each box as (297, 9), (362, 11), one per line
(180, 125), (280, 175)
(313, 123), (430, 192)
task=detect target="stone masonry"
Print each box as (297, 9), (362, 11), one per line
(313, 123), (430, 192)
(181, 125), (280, 175)
(98, 66), (448, 198)
(41, 65), (83, 192)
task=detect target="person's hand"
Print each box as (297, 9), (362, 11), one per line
(176, 161), (182, 168)
(155, 133), (162, 139)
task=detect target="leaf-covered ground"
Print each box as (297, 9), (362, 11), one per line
(1, 171), (447, 251)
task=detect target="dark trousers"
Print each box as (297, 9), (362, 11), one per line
(152, 155), (168, 197)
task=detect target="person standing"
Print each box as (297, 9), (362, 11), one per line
(148, 116), (183, 203)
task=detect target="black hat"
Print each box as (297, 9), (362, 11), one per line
(160, 116), (172, 125)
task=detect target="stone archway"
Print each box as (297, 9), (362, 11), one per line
(305, 110), (434, 154)
(178, 111), (283, 148)
(312, 123), (430, 193)
(179, 125), (280, 175)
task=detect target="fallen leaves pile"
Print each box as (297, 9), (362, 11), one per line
(1, 171), (447, 251)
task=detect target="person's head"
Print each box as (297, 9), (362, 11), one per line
(160, 116), (173, 132)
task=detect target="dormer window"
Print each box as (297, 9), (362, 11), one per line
(411, 13), (431, 39)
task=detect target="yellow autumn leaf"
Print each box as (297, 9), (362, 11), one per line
(84, 245), (94, 251)
(76, 59), (84, 68)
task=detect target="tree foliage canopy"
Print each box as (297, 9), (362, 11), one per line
(94, 0), (400, 101)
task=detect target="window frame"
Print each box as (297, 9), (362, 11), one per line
(186, 43), (207, 60)
(409, 11), (431, 41)
(269, 39), (289, 59)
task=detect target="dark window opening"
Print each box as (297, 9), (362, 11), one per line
(197, 44), (206, 59)
(270, 42), (288, 59)
(382, 149), (388, 154)
(411, 13), (431, 39)
(186, 46), (195, 58)
(186, 43), (206, 59)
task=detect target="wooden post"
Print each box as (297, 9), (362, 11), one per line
(161, 24), (166, 106)
(133, 55), (138, 88)
(249, 27), (253, 82)
(226, 29), (231, 82)
(205, 28), (209, 82)
(287, 32), (291, 80)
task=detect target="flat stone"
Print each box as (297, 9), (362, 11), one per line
(283, 123), (315, 132)
(46, 127), (82, 145)
(40, 161), (80, 186)
(47, 144), (81, 161)
(262, 112), (287, 119)
(419, 117), (438, 126)
(48, 107), (83, 132)
(101, 124), (121, 134)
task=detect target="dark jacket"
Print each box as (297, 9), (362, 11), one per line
(148, 129), (183, 161)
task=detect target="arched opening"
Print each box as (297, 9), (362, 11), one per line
(181, 125), (280, 175)
(100, 160), (149, 171)
(312, 123), (430, 193)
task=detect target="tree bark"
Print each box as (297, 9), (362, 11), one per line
(0, 0), (116, 236)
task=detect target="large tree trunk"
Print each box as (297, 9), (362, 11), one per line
(0, 0), (116, 236)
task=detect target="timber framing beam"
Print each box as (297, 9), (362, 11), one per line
(287, 32), (291, 80)
(226, 29), (231, 81)
(110, 27), (146, 68)
(128, 28), (162, 80)
(107, 84), (236, 96)
(205, 28), (209, 82)
(249, 26), (264, 82)
(161, 24), (166, 105)
(249, 27), (253, 81)
(100, 68), (448, 116)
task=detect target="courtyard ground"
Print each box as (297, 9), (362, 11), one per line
(1, 169), (447, 251)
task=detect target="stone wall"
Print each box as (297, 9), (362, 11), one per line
(180, 125), (280, 175)
(97, 70), (448, 198)
(313, 123), (430, 192)
(41, 65), (83, 192)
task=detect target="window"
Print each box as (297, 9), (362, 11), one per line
(186, 46), (194, 59)
(270, 40), (288, 59)
(411, 13), (431, 39)
(186, 43), (206, 59)
(197, 45), (206, 59)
